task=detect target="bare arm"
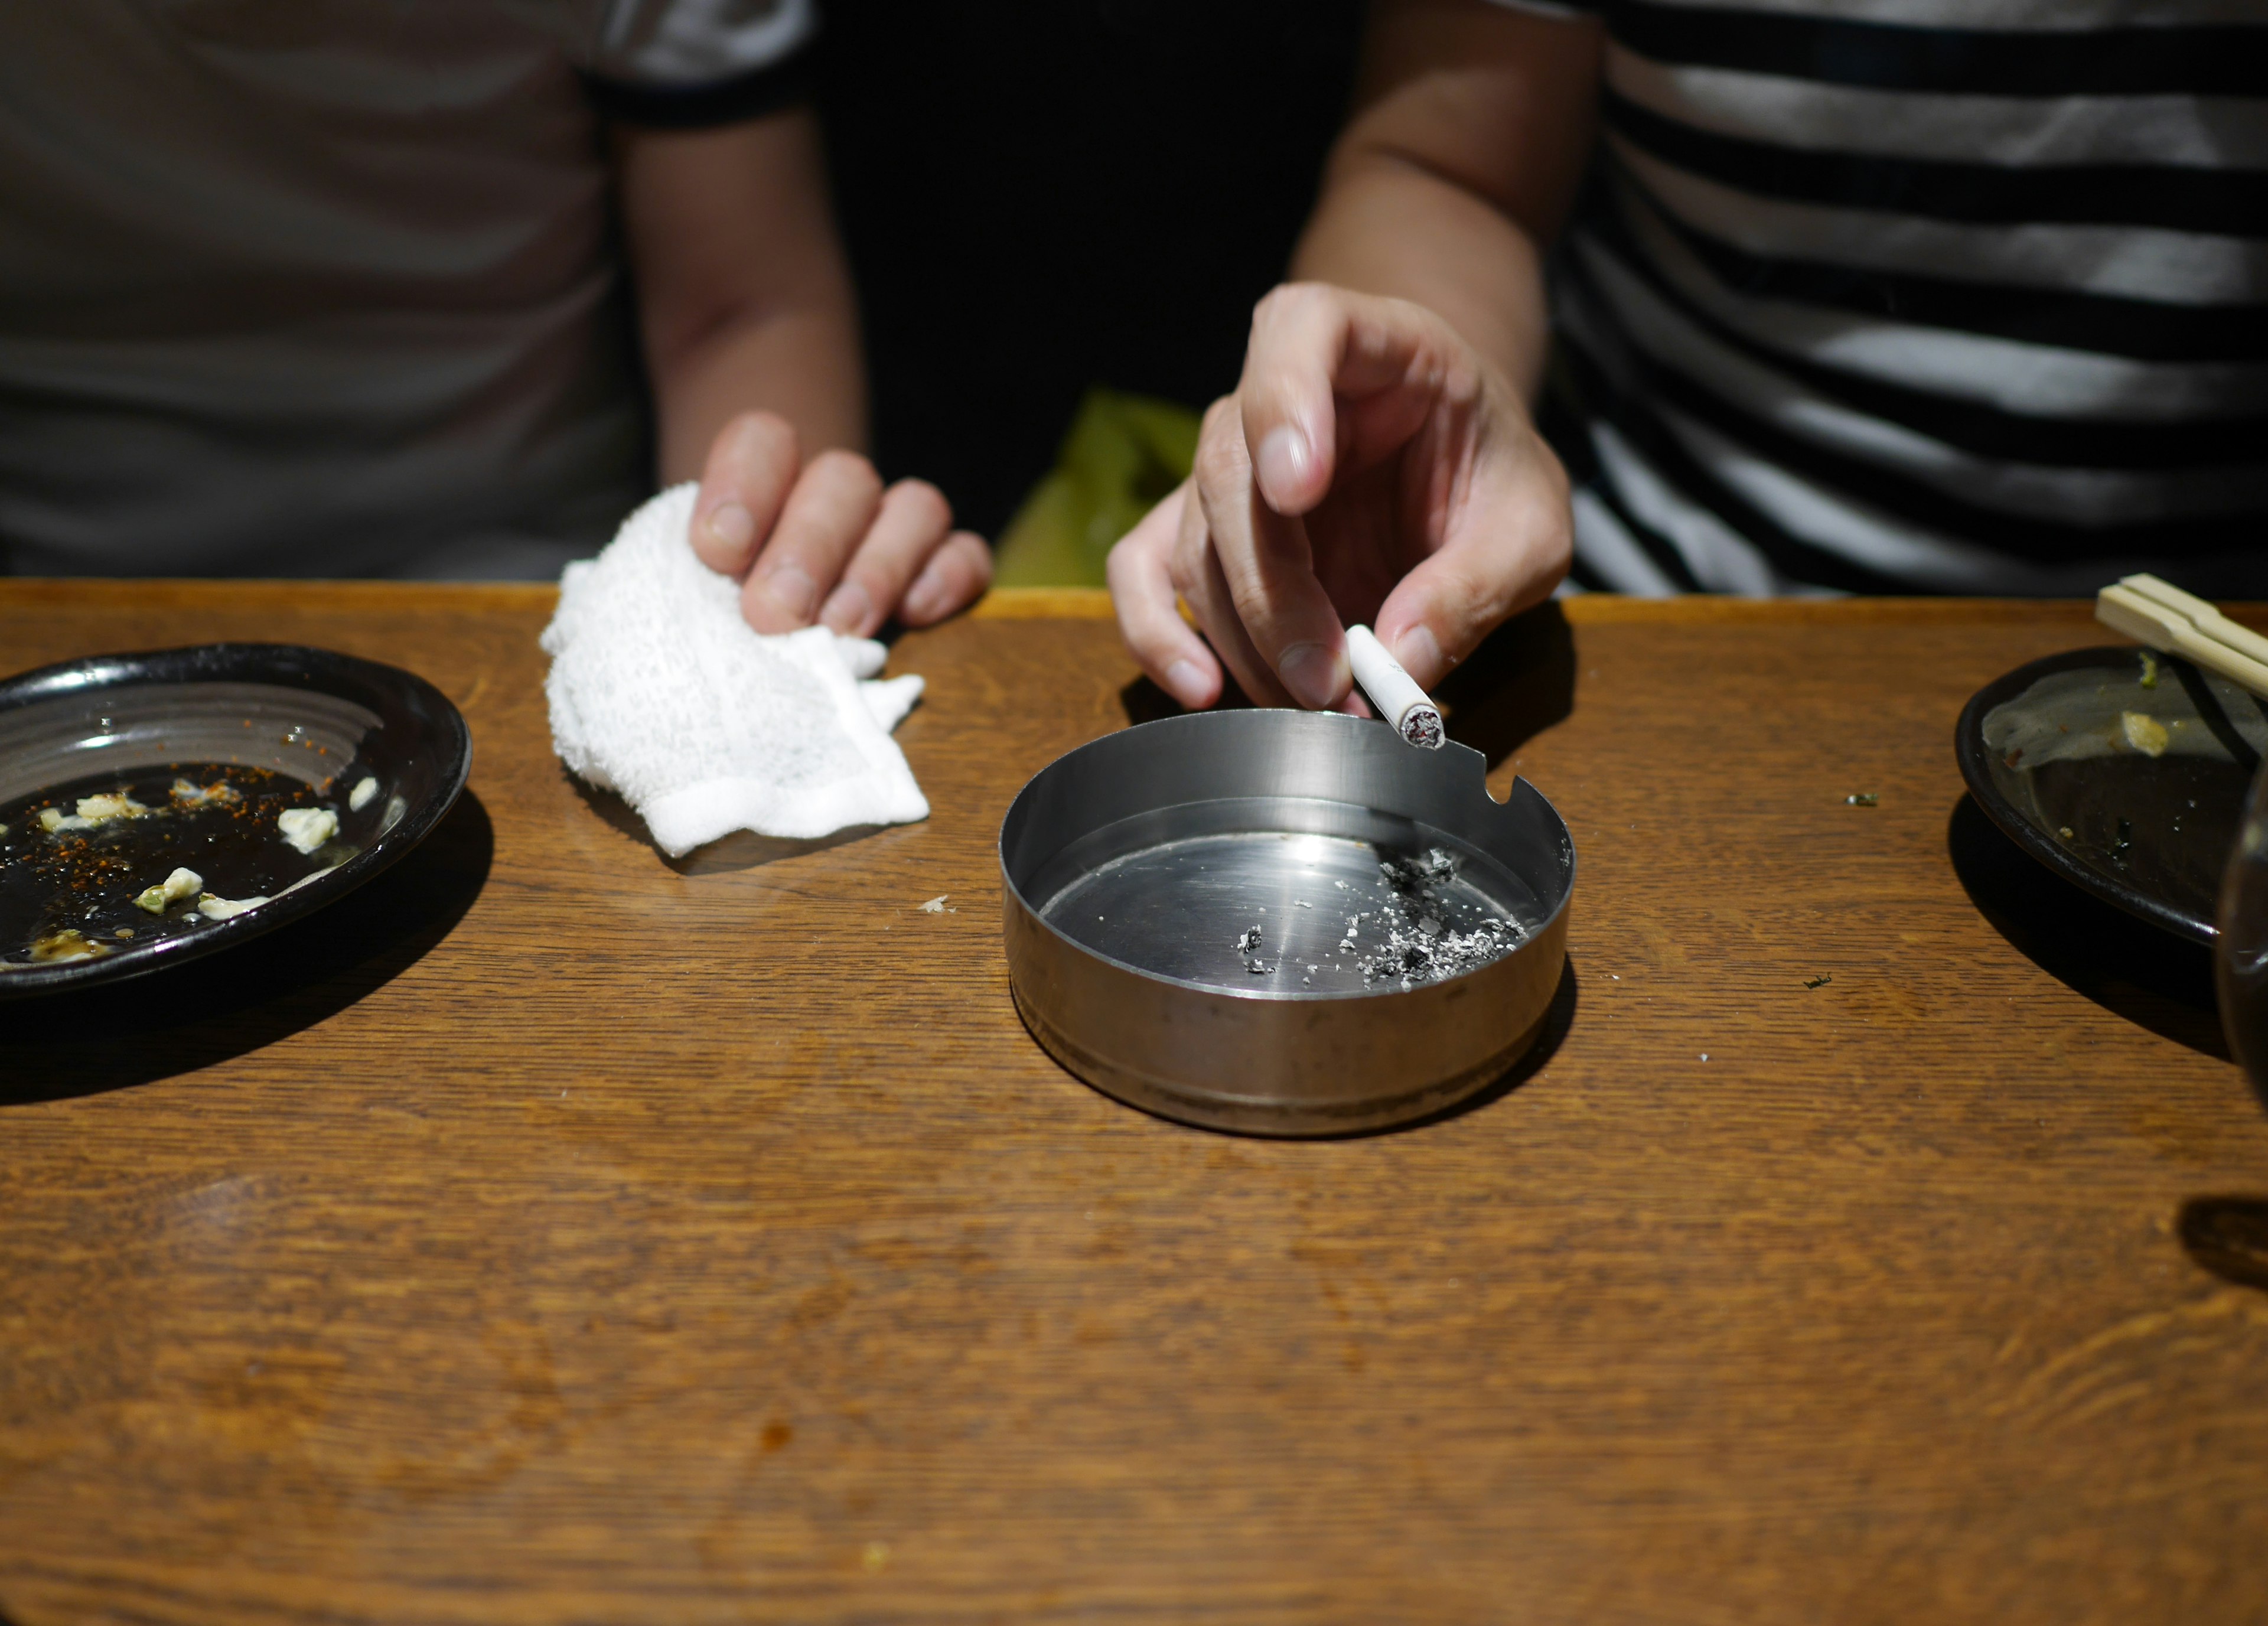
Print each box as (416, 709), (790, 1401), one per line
(1292, 0), (1602, 399)
(614, 107), (865, 474)
(612, 110), (988, 633)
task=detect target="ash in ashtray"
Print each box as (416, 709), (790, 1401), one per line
(1183, 840), (1522, 992)
(1377, 848), (1458, 894)
(1355, 846), (1523, 989)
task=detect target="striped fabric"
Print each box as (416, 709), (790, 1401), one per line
(1493, 0), (2268, 596)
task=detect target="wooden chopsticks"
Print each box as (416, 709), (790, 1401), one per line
(2096, 574), (2268, 699)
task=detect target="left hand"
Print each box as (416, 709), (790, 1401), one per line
(686, 411), (992, 637)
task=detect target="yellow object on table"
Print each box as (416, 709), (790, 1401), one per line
(990, 387), (1199, 588)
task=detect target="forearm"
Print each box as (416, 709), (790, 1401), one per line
(614, 107), (868, 484)
(649, 296), (866, 483)
(1290, 151), (1552, 401)
(1286, 0), (1599, 405)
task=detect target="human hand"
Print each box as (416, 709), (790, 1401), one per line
(1107, 284), (1570, 711)
(687, 412), (992, 637)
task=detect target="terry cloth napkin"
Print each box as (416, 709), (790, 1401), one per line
(542, 483), (928, 857)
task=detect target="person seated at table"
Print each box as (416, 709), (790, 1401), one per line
(1109, 0), (2268, 713)
(0, 1), (988, 638)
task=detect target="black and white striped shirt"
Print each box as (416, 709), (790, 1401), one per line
(1496, 0), (2268, 597)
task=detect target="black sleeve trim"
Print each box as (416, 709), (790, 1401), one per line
(1615, 3), (2268, 99)
(583, 46), (815, 130)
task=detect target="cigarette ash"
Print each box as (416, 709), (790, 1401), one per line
(1237, 846), (1524, 990)
(1354, 847), (1524, 989)
(1399, 706), (1444, 750)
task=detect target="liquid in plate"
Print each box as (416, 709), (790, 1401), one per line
(1983, 651), (2268, 927)
(0, 762), (368, 967)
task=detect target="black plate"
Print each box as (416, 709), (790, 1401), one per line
(1956, 645), (2266, 946)
(0, 643), (470, 996)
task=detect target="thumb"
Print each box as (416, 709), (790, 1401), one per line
(1373, 447), (1574, 688)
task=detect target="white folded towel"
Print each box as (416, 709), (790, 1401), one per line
(541, 483), (928, 856)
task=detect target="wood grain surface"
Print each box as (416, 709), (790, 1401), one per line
(2, 584), (2266, 1625)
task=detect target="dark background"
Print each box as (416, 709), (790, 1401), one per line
(814, 0), (1369, 540)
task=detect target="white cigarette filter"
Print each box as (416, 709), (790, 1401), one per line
(1345, 625), (1444, 750)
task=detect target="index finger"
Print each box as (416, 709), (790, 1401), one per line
(740, 450), (884, 633)
(1236, 284), (1456, 518)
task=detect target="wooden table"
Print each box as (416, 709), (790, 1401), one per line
(2, 584), (2266, 1625)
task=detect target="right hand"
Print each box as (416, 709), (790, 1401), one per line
(1107, 283), (1572, 711)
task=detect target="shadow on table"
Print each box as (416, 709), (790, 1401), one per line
(1947, 793), (2227, 1059)
(0, 791), (493, 1105)
(565, 771), (894, 875)
(1119, 601), (1578, 770)
(1435, 601), (1578, 769)
(1121, 653), (1269, 725)
(2177, 1195), (2268, 1293)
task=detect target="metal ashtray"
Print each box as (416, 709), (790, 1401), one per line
(1000, 709), (1575, 1135)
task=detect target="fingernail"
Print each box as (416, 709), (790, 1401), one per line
(1255, 427), (1310, 503)
(705, 500), (753, 554)
(820, 579), (873, 634)
(1278, 640), (1345, 710)
(758, 562), (818, 622)
(1165, 659), (1207, 708)
(1393, 624), (1444, 686)
(901, 573), (945, 624)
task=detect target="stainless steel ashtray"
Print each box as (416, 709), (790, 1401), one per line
(999, 709), (1575, 1135)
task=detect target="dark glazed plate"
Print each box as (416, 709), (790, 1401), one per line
(0, 644), (471, 996)
(1956, 645), (2266, 946)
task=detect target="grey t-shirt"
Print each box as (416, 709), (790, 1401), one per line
(0, 0), (812, 579)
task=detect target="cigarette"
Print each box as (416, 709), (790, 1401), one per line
(1346, 625), (1443, 750)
